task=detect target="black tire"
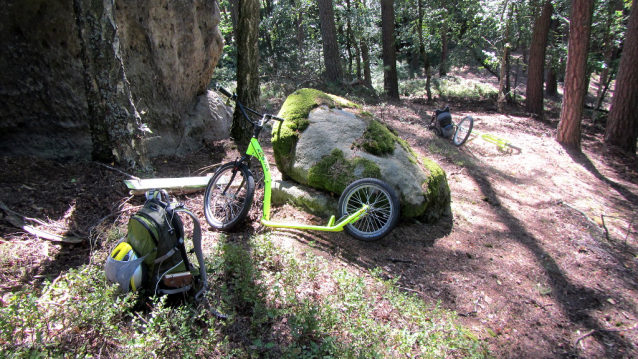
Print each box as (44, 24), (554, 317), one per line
(203, 162), (255, 231)
(338, 178), (400, 241)
(453, 115), (474, 146)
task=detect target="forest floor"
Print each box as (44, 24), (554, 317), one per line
(1, 72), (638, 358)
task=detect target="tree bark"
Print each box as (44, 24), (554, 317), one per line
(526, 0), (553, 116)
(296, 11), (305, 63)
(229, 0), (239, 41)
(73, 0), (149, 170)
(497, 5), (512, 113)
(417, 0), (432, 102)
(317, 0), (343, 83)
(605, 0), (638, 153)
(232, 0), (260, 145)
(440, 18), (448, 76)
(361, 39), (372, 87)
(546, 67), (558, 95)
(381, 0), (399, 99)
(545, 17), (560, 96)
(557, 0), (595, 150)
(594, 0), (624, 116)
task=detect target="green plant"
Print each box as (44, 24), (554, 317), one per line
(428, 76), (498, 100)
(0, 265), (137, 356)
(0, 228), (486, 357)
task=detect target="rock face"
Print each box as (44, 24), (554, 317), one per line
(272, 88), (451, 221)
(115, 0), (226, 156)
(0, 0), (227, 164)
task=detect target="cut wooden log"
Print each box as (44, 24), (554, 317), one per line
(124, 176), (211, 195)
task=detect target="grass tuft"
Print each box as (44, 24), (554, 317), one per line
(0, 231), (486, 357)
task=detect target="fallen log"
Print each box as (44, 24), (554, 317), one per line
(123, 176), (211, 195)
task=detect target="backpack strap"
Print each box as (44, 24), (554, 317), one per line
(173, 207), (207, 301)
(153, 237), (183, 264)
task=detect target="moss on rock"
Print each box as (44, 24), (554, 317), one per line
(356, 120), (396, 156)
(417, 156), (451, 222)
(307, 148), (381, 194)
(272, 88), (359, 172)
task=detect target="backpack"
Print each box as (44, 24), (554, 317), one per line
(105, 189), (207, 300)
(435, 106), (455, 138)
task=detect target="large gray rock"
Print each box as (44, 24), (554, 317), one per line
(0, 0), (226, 163)
(116, 0), (226, 156)
(272, 89), (451, 221)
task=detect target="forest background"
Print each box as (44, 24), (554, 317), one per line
(1, 0), (638, 358)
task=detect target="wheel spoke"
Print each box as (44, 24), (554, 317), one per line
(344, 183), (395, 238)
(204, 164), (254, 230)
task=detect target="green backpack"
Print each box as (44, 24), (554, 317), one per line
(105, 190), (207, 300)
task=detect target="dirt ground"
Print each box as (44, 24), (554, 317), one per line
(1, 90), (637, 358)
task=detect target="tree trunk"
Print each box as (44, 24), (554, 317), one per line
(381, 0), (399, 99)
(605, 0), (638, 153)
(346, 0), (353, 77)
(296, 11), (305, 63)
(417, 0), (432, 102)
(545, 17), (560, 96)
(361, 39), (372, 87)
(353, 34), (362, 80)
(557, 0), (595, 150)
(232, 0), (260, 145)
(425, 57), (432, 102)
(229, 0), (239, 41)
(317, 0), (342, 83)
(73, 0), (149, 170)
(526, 0), (553, 116)
(440, 18), (448, 76)
(497, 46), (509, 112)
(497, 5), (512, 113)
(594, 0), (624, 115)
(505, 50), (512, 103)
(546, 67), (558, 95)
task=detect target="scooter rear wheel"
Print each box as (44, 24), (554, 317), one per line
(337, 178), (400, 241)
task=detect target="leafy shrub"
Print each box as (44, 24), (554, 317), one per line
(0, 232), (486, 357)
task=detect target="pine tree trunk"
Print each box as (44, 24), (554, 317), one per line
(381, 0), (399, 99)
(73, 0), (149, 170)
(317, 0), (342, 83)
(353, 36), (362, 80)
(346, 0), (353, 77)
(545, 18), (559, 96)
(361, 39), (372, 87)
(505, 51), (512, 103)
(296, 11), (305, 63)
(497, 5), (512, 113)
(546, 67), (558, 96)
(594, 0), (624, 114)
(440, 19), (448, 76)
(497, 46), (509, 113)
(229, 0), (239, 41)
(232, 0), (260, 145)
(417, 0), (431, 101)
(605, 0), (638, 153)
(557, 0), (595, 150)
(526, 0), (553, 116)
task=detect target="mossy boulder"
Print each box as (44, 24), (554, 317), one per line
(271, 88), (450, 220)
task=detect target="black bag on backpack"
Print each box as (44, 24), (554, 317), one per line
(435, 106), (455, 138)
(105, 189), (207, 300)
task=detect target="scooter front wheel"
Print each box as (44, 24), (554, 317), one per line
(338, 178), (400, 241)
(204, 162), (255, 231)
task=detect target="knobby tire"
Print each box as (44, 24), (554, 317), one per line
(338, 178), (400, 241)
(203, 162), (255, 231)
